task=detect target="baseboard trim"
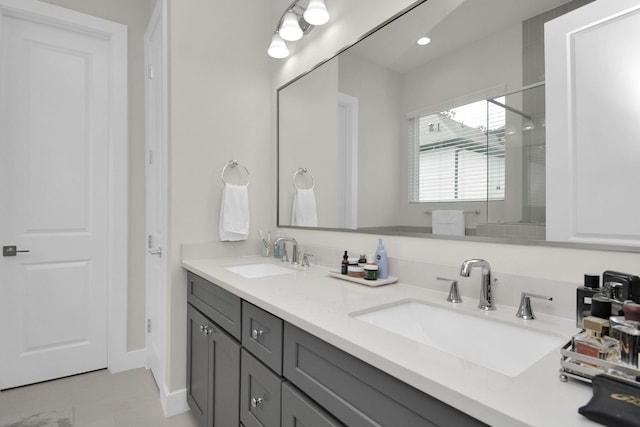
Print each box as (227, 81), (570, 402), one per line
(161, 385), (190, 417)
(108, 348), (146, 373)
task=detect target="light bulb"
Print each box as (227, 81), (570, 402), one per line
(267, 33), (289, 59)
(279, 10), (303, 41)
(304, 0), (329, 26)
(417, 36), (431, 46)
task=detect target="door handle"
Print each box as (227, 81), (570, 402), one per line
(148, 248), (162, 257)
(3, 246), (30, 257)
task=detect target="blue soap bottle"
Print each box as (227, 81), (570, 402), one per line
(375, 238), (388, 279)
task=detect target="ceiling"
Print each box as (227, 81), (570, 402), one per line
(350, 0), (571, 74)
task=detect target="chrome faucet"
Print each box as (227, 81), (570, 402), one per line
(274, 237), (298, 264)
(460, 259), (495, 310)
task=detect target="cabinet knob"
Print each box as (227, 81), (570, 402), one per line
(251, 397), (264, 408)
(200, 325), (214, 336)
(251, 329), (264, 340)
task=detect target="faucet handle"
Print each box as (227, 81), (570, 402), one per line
(301, 253), (313, 267)
(438, 277), (462, 303)
(281, 246), (289, 263)
(516, 292), (553, 320)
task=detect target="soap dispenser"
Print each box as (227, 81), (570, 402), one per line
(375, 238), (388, 279)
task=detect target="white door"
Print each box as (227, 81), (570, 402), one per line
(144, 0), (168, 393)
(0, 3), (125, 389)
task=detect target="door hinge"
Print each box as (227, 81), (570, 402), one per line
(148, 150), (153, 165)
(147, 319), (152, 333)
(147, 63), (154, 79)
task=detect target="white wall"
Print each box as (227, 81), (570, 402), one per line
(40, 0), (155, 351)
(339, 52), (402, 227)
(167, 0), (273, 391)
(279, 59), (339, 227)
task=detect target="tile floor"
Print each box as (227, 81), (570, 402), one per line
(0, 368), (199, 427)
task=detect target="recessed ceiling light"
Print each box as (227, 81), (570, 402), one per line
(417, 36), (431, 46)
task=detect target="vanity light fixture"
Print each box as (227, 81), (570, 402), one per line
(304, 0), (330, 25)
(417, 36), (431, 46)
(280, 9), (304, 41)
(268, 0), (330, 59)
(267, 32), (290, 59)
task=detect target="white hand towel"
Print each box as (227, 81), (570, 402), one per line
(291, 188), (318, 227)
(219, 183), (250, 241)
(432, 210), (465, 236)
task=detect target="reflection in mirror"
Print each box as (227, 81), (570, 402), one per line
(278, 0), (591, 241)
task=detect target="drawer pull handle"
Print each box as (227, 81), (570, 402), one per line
(251, 397), (264, 408)
(251, 329), (264, 340)
(200, 325), (214, 336)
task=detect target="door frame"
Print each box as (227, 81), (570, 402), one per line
(337, 92), (358, 229)
(0, 0), (130, 374)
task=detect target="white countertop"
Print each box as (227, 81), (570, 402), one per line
(182, 255), (600, 427)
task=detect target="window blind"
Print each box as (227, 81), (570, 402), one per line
(408, 98), (505, 203)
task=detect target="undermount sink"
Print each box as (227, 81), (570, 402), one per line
(351, 300), (566, 377)
(225, 263), (296, 279)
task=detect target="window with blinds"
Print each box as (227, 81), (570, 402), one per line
(408, 98), (506, 203)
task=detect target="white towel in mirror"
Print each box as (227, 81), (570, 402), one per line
(432, 210), (465, 236)
(219, 183), (250, 241)
(291, 188), (318, 227)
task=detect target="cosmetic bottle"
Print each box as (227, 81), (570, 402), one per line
(574, 316), (619, 365)
(341, 251), (348, 275)
(610, 316), (640, 367)
(273, 237), (281, 259)
(358, 251), (367, 267)
(576, 274), (600, 328)
(375, 238), (388, 279)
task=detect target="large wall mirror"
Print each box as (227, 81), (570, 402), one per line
(278, 0), (592, 242)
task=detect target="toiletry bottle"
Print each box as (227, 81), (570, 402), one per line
(341, 251), (349, 275)
(358, 251), (367, 267)
(574, 316), (619, 365)
(576, 274), (600, 328)
(273, 236), (281, 259)
(375, 238), (388, 279)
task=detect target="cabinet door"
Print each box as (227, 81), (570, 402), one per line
(187, 304), (241, 427)
(282, 382), (345, 427)
(187, 305), (212, 427)
(546, 0), (640, 246)
(210, 320), (241, 426)
(240, 349), (283, 427)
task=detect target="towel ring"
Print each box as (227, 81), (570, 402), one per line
(293, 168), (315, 190)
(221, 160), (251, 186)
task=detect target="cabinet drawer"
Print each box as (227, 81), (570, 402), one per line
(283, 323), (488, 427)
(240, 349), (283, 427)
(242, 301), (283, 375)
(188, 272), (241, 340)
(282, 382), (345, 427)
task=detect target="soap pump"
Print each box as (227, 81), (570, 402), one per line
(375, 238), (388, 279)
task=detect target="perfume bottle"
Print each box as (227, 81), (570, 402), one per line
(573, 316), (619, 366)
(576, 274), (600, 327)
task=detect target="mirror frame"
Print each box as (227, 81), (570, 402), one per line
(276, 0), (640, 254)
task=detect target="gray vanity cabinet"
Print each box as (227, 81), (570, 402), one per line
(187, 272), (242, 427)
(186, 271), (487, 427)
(283, 323), (488, 427)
